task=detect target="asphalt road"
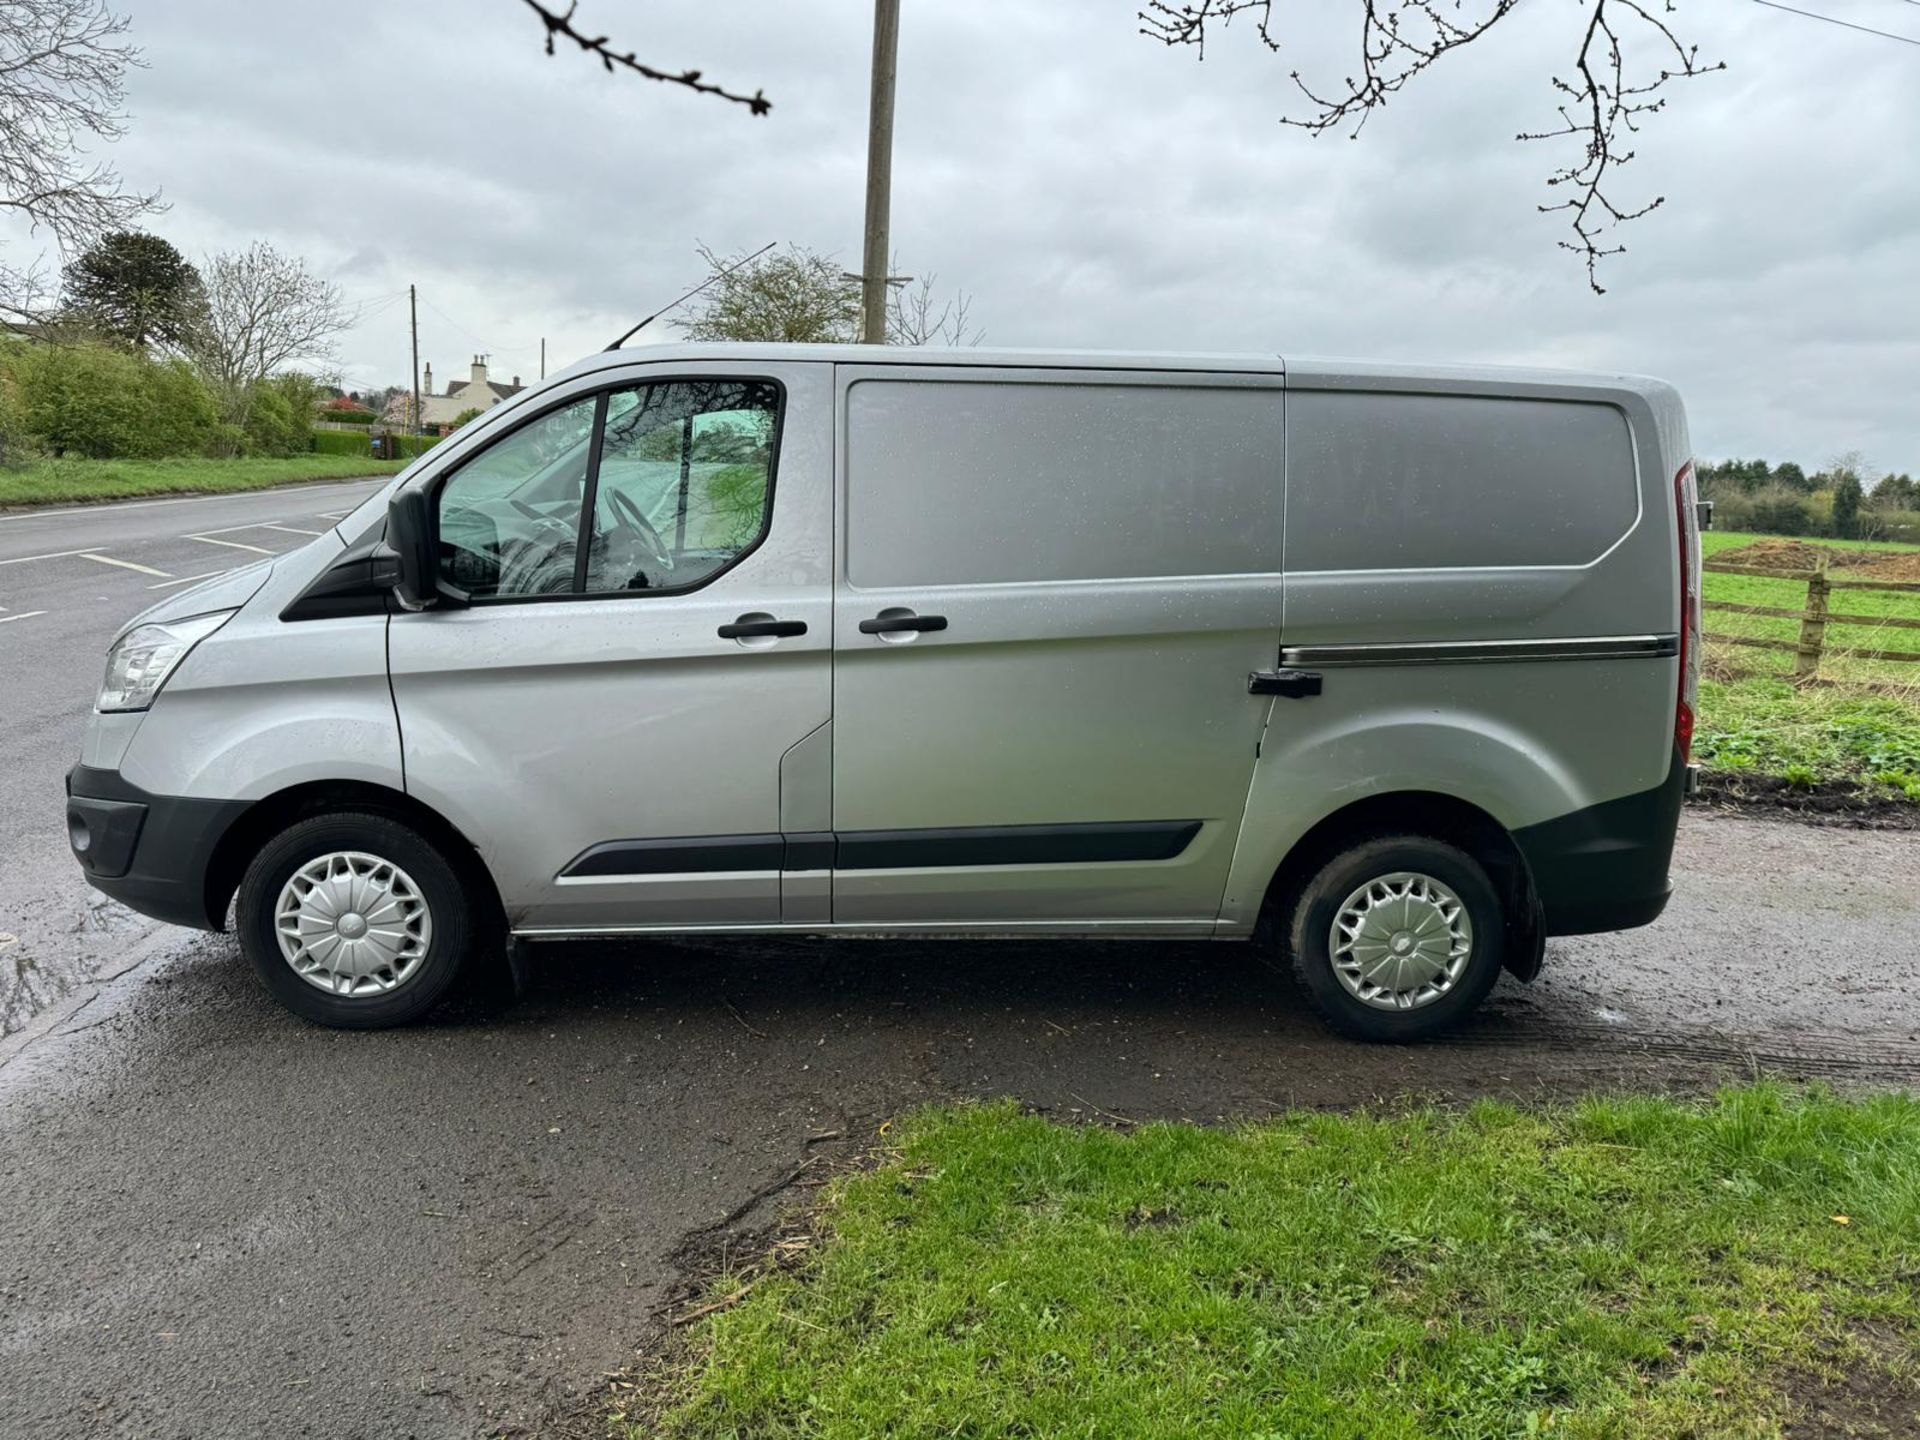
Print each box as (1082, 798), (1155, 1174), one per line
(0, 478), (390, 1035)
(3, 485), (1919, 1438)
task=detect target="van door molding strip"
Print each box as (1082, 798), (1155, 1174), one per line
(1280, 634), (1678, 668)
(558, 820), (1203, 879)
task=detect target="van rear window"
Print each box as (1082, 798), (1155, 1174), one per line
(1284, 391), (1638, 572)
(845, 379), (1285, 587)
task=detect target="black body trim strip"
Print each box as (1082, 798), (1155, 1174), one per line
(557, 820), (1203, 879)
(1281, 634), (1679, 668)
(562, 833), (785, 878)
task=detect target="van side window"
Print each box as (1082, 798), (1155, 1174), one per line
(432, 379), (779, 601)
(585, 381), (779, 593)
(435, 396), (597, 599)
(1283, 391), (1638, 571)
(845, 380), (1285, 587)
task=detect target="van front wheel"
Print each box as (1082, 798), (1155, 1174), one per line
(1286, 836), (1505, 1042)
(235, 811), (476, 1028)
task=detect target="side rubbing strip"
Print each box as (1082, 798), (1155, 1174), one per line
(562, 834), (785, 878)
(834, 820), (1201, 871)
(1281, 634), (1679, 668)
(560, 822), (1202, 877)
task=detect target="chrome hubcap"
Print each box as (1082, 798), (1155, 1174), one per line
(274, 851), (433, 997)
(1329, 871), (1473, 1011)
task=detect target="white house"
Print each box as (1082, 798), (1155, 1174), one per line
(386, 356), (526, 431)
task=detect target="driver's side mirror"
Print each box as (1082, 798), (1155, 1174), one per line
(387, 489), (448, 610)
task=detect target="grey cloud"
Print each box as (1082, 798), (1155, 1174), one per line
(96, 0), (1920, 466)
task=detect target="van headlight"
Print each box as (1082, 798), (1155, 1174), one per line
(97, 610), (235, 713)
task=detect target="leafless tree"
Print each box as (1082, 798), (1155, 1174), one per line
(676, 243), (984, 347)
(888, 271), (983, 348)
(188, 242), (349, 422)
(1140, 0), (1722, 292)
(0, 0), (158, 320)
(519, 0), (769, 114)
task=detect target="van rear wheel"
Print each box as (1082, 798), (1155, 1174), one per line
(235, 811), (477, 1029)
(1286, 835), (1505, 1042)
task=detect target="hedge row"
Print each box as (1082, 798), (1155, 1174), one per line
(310, 428), (441, 459)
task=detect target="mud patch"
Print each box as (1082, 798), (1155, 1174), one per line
(563, 1138), (873, 1439)
(1690, 774), (1920, 829)
(1782, 1323), (1920, 1438)
(1716, 538), (1920, 582)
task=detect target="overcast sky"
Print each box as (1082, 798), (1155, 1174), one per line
(65, 1), (1920, 467)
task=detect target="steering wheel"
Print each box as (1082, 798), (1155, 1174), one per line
(602, 485), (674, 575)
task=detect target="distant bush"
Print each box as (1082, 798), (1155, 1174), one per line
(321, 404), (378, 425)
(240, 373), (325, 457)
(311, 427), (381, 457)
(0, 360), (33, 470)
(4, 341), (221, 459)
(1747, 487), (1817, 537)
(311, 428), (441, 461)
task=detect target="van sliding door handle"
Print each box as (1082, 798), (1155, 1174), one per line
(1249, 668), (1323, 698)
(718, 616), (807, 639)
(859, 613), (948, 635)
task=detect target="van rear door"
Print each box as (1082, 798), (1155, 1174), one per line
(826, 364), (1286, 930)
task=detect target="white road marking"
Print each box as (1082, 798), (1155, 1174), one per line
(147, 568), (230, 590)
(188, 534), (274, 555)
(0, 546), (99, 567)
(316, 511), (352, 520)
(0, 610), (47, 624)
(79, 552), (172, 578)
(260, 524), (322, 537)
(0, 480), (388, 525)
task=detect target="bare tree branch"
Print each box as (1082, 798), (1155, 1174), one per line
(519, 0), (770, 115)
(187, 241), (349, 425)
(887, 270), (984, 348)
(0, 0), (158, 314)
(1140, 0), (1723, 292)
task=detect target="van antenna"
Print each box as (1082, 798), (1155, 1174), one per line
(604, 241), (778, 352)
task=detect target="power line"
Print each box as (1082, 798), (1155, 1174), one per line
(1749, 0), (1920, 45)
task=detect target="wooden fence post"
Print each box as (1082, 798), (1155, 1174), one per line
(1795, 559), (1831, 679)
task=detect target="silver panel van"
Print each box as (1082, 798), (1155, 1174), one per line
(65, 346), (1701, 1040)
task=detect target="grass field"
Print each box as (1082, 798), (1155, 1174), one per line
(1694, 530), (1920, 793)
(0, 454), (409, 507)
(627, 1086), (1920, 1439)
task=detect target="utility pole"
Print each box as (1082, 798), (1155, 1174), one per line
(409, 284), (421, 436)
(859, 0), (900, 345)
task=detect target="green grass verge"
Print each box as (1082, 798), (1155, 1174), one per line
(631, 1086), (1920, 1439)
(0, 454), (409, 507)
(1698, 676), (1920, 793)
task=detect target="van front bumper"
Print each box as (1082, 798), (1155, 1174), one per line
(65, 765), (247, 931)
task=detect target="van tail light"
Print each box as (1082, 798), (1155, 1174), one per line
(1674, 461), (1702, 764)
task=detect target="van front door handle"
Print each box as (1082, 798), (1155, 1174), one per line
(1249, 668), (1323, 698)
(718, 616), (807, 639)
(859, 612), (948, 635)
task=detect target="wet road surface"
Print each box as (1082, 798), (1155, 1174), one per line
(0, 478), (390, 1034)
(1, 809), (1916, 1438)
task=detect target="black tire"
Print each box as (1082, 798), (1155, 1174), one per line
(1286, 834), (1505, 1042)
(235, 811), (480, 1029)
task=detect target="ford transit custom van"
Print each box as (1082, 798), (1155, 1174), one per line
(65, 346), (1700, 1040)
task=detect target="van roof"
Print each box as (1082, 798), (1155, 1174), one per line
(546, 342), (1677, 403)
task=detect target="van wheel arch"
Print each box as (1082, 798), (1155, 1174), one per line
(203, 780), (505, 938)
(1258, 792), (1544, 983)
